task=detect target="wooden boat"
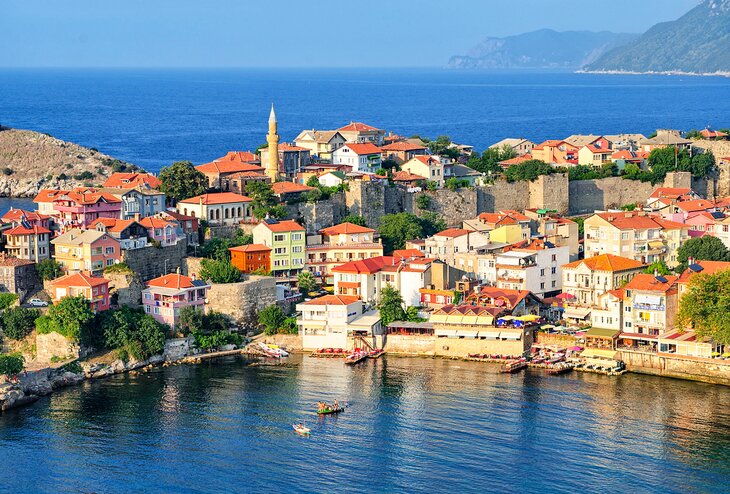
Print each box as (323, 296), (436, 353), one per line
(500, 359), (528, 374)
(317, 406), (344, 415)
(293, 424), (311, 435)
(368, 349), (385, 359)
(345, 351), (368, 365)
(545, 363), (574, 375)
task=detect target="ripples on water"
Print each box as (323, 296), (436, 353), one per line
(1, 356), (730, 493)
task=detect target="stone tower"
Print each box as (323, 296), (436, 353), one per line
(265, 103), (280, 181)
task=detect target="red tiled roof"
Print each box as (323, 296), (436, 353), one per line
(89, 218), (139, 233)
(138, 217), (174, 229)
(393, 249), (426, 259)
(381, 141), (426, 152)
(498, 154), (533, 166)
(434, 228), (469, 239)
(300, 294), (360, 306)
(678, 261), (730, 283)
(52, 271), (109, 288)
(675, 199), (715, 212)
(320, 222), (375, 235)
(595, 211), (686, 230)
(103, 173), (161, 189)
(412, 155), (441, 165)
(533, 140), (566, 150)
(179, 192), (252, 205)
(147, 273), (201, 290)
(649, 187), (692, 200)
(584, 144), (611, 154)
(259, 219), (305, 233)
(4, 224), (51, 235)
(392, 170), (427, 182)
(332, 256), (398, 274)
(465, 286), (532, 308)
(2, 209), (50, 223)
(700, 129), (728, 138)
(624, 273), (678, 292)
(278, 143), (309, 152)
(229, 243), (272, 253)
(55, 189), (122, 205)
(337, 122), (381, 132)
(0, 254), (34, 267)
(271, 182), (315, 195)
(563, 254), (644, 272)
(342, 143), (382, 155)
(33, 189), (68, 203)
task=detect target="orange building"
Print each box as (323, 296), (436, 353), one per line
(229, 244), (272, 273)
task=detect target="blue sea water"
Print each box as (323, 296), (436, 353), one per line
(1, 68), (730, 174)
(2, 69), (730, 492)
(2, 356), (730, 494)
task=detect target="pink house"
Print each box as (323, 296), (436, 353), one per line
(685, 211), (724, 238)
(142, 273), (210, 329)
(138, 216), (181, 245)
(46, 189), (123, 229)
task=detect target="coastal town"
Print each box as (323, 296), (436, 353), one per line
(2, 105), (730, 409)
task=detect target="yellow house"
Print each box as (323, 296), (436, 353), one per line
(401, 155), (445, 187)
(578, 145), (612, 166)
(488, 224), (525, 244)
(583, 212), (689, 267)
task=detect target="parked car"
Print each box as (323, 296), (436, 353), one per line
(28, 298), (48, 307)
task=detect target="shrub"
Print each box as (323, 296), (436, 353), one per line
(416, 194), (431, 210)
(2, 307), (40, 340)
(35, 259), (63, 281)
(258, 305), (286, 335)
(0, 293), (18, 311)
(35, 295), (95, 343)
(200, 258), (241, 283)
(0, 353), (24, 375)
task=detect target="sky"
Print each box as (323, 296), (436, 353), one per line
(0, 0), (699, 68)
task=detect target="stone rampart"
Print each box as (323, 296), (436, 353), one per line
(36, 332), (79, 364)
(205, 276), (277, 330)
(619, 350), (730, 386)
(121, 240), (188, 282)
(569, 177), (656, 214)
(105, 270), (144, 307)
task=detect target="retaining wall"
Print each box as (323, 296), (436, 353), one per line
(121, 240), (188, 281)
(619, 350), (730, 386)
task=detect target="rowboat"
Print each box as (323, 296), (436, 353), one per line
(317, 407), (344, 415)
(500, 359), (528, 374)
(545, 363), (574, 375)
(293, 424), (311, 435)
(345, 351), (368, 365)
(258, 342), (289, 358)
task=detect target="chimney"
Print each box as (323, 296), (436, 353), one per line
(688, 257), (694, 266)
(654, 268), (659, 277)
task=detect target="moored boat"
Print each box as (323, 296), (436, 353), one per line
(545, 363), (574, 375)
(317, 407), (344, 415)
(258, 342), (289, 358)
(345, 350), (368, 365)
(500, 359), (528, 373)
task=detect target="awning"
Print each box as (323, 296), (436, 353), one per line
(476, 315), (494, 325)
(648, 240), (664, 249)
(580, 348), (618, 359)
(516, 314), (540, 322)
(482, 331), (501, 339)
(501, 332), (521, 340)
(429, 314), (449, 323)
(498, 316), (515, 321)
(584, 327), (621, 339)
(564, 307), (591, 319)
(541, 324), (556, 330)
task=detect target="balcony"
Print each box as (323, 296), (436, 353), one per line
(633, 303), (665, 311)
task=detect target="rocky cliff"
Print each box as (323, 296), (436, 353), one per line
(584, 0), (730, 75)
(0, 126), (140, 197)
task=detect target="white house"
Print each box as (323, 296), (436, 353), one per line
(331, 143), (382, 172)
(177, 192), (253, 226)
(297, 295), (382, 350)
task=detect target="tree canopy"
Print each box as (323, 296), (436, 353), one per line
(2, 307), (40, 341)
(35, 295), (96, 344)
(258, 305), (287, 335)
(246, 181), (288, 220)
(158, 161), (208, 203)
(297, 271), (317, 296)
(98, 306), (167, 360)
(466, 145), (516, 175)
(378, 285), (407, 326)
(643, 260), (672, 276)
(377, 212), (446, 252)
(35, 259), (63, 281)
(504, 159), (555, 182)
(677, 270), (730, 344)
(677, 236), (730, 271)
(342, 215), (367, 227)
(0, 353), (24, 376)
(0, 293), (18, 312)
(199, 258), (241, 283)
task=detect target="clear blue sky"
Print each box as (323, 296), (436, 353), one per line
(1, 0), (699, 68)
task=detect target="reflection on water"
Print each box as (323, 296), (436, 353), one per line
(2, 356), (730, 493)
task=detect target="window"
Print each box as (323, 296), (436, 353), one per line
(292, 233), (303, 241)
(274, 234), (286, 242)
(105, 246), (115, 254)
(551, 254), (557, 261)
(540, 282), (545, 290)
(292, 246), (302, 253)
(551, 267), (556, 274)
(106, 259), (114, 266)
(274, 247), (286, 255)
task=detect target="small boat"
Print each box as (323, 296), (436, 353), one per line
(293, 424), (311, 435)
(258, 342), (289, 358)
(317, 406), (344, 415)
(345, 350), (368, 365)
(500, 359), (528, 374)
(545, 363), (574, 375)
(368, 349), (385, 358)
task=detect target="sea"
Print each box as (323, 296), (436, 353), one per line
(2, 355), (730, 493)
(2, 68), (730, 492)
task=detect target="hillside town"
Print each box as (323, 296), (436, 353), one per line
(2, 105), (730, 398)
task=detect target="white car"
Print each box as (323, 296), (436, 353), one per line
(28, 298), (48, 307)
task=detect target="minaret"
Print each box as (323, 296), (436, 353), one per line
(265, 103), (280, 181)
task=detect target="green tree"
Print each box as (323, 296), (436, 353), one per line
(158, 161), (208, 203)
(98, 306), (167, 360)
(177, 306), (204, 335)
(306, 175), (321, 188)
(258, 305), (286, 335)
(0, 293), (18, 311)
(425, 135), (460, 160)
(677, 236), (730, 271)
(378, 285), (406, 326)
(36, 295), (96, 344)
(342, 215), (367, 227)
(200, 237), (233, 260)
(621, 203), (638, 211)
(643, 260), (672, 276)
(1, 307), (40, 340)
(378, 212), (427, 252)
(504, 159), (555, 182)
(246, 181), (278, 219)
(199, 258), (241, 283)
(381, 158), (399, 170)
(35, 259), (63, 281)
(0, 353), (24, 375)
(415, 194), (432, 210)
(297, 271), (318, 296)
(677, 270), (730, 344)
(685, 129), (703, 140)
